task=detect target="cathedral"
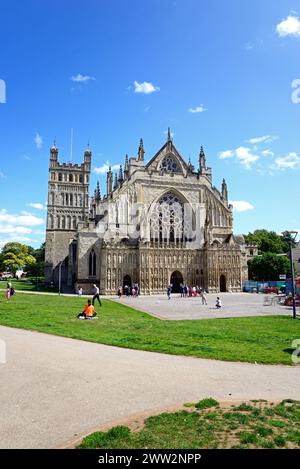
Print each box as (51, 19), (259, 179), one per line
(45, 130), (251, 294)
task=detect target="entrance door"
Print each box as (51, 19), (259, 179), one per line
(123, 275), (132, 295)
(170, 271), (183, 293)
(220, 274), (226, 292)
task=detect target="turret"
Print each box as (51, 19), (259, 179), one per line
(113, 173), (118, 190)
(95, 180), (101, 201)
(106, 166), (113, 195)
(199, 146), (206, 172)
(118, 164), (123, 184)
(138, 138), (145, 161)
(84, 143), (92, 171)
(124, 154), (129, 180)
(50, 141), (58, 168)
(222, 178), (228, 202)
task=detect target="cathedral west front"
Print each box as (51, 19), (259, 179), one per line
(45, 130), (250, 294)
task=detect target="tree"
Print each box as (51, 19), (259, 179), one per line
(248, 252), (290, 281)
(0, 242), (36, 275)
(244, 229), (289, 254)
(25, 243), (45, 277)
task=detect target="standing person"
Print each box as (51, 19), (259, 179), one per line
(117, 286), (122, 298)
(202, 290), (207, 305)
(167, 285), (171, 300)
(92, 284), (102, 307)
(77, 287), (83, 297)
(216, 297), (222, 308)
(180, 283), (184, 298)
(6, 285), (10, 303)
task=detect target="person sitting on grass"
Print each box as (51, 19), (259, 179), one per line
(77, 300), (97, 319)
(216, 297), (222, 309)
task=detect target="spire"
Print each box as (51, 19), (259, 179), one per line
(95, 180), (101, 201)
(138, 138), (145, 161)
(222, 178), (228, 201)
(199, 146), (206, 172)
(106, 166), (113, 195)
(167, 127), (172, 143)
(113, 173), (118, 190)
(124, 154), (129, 180)
(118, 164), (123, 184)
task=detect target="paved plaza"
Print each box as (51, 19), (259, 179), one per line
(112, 292), (293, 320)
(1, 325), (299, 449)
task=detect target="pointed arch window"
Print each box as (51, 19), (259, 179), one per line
(89, 249), (96, 277)
(150, 192), (184, 242)
(160, 155), (181, 173)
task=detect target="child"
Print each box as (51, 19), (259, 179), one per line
(6, 286), (10, 303)
(216, 297), (222, 308)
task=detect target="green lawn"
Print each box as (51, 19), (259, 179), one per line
(0, 292), (299, 364)
(0, 279), (58, 293)
(78, 399), (300, 449)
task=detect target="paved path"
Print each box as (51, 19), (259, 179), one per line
(114, 292), (293, 320)
(1, 326), (299, 449)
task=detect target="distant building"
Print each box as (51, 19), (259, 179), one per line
(45, 131), (251, 294)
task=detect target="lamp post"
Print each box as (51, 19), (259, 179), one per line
(283, 231), (298, 319)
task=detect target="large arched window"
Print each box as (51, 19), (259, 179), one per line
(88, 249), (96, 277)
(160, 155), (181, 174)
(150, 192), (184, 242)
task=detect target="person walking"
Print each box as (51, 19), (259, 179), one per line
(92, 284), (102, 307)
(167, 285), (172, 300)
(202, 290), (207, 305)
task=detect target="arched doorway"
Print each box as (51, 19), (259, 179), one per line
(170, 271), (183, 293)
(220, 274), (226, 292)
(123, 275), (132, 295)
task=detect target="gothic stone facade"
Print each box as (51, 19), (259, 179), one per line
(45, 131), (249, 294)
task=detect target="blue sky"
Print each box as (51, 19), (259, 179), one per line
(0, 0), (300, 249)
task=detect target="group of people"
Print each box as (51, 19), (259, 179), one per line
(117, 283), (139, 298)
(167, 283), (222, 308)
(5, 281), (15, 303)
(77, 284), (102, 319)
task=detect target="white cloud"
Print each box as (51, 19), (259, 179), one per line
(246, 135), (278, 145)
(229, 201), (255, 212)
(0, 236), (32, 249)
(245, 42), (254, 51)
(133, 81), (160, 94)
(94, 161), (120, 175)
(261, 149), (274, 157)
(34, 132), (43, 149)
(0, 171), (7, 179)
(28, 202), (45, 210)
(0, 225), (32, 234)
(71, 74), (96, 82)
(218, 150), (234, 160)
(276, 15), (300, 37)
(188, 104), (207, 113)
(0, 209), (44, 227)
(235, 147), (260, 169)
(272, 152), (300, 170)
(219, 147), (259, 169)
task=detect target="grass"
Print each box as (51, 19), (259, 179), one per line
(78, 399), (300, 449)
(0, 292), (300, 364)
(0, 279), (58, 293)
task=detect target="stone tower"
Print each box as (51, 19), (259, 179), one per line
(45, 142), (91, 285)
